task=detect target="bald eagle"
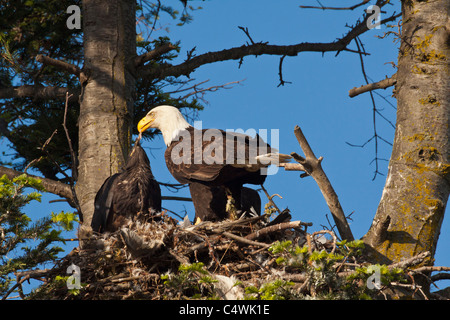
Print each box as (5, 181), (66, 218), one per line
(91, 138), (162, 233)
(137, 105), (289, 222)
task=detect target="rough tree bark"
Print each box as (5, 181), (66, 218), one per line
(363, 0), (450, 265)
(76, 0), (136, 233)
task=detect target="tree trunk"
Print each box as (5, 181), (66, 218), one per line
(76, 0), (136, 231)
(363, 0), (450, 266)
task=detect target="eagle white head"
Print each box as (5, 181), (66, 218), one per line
(137, 105), (191, 146)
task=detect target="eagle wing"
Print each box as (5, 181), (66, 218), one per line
(91, 173), (121, 232)
(165, 127), (273, 184)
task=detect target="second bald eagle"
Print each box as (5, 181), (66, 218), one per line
(91, 138), (162, 233)
(137, 105), (290, 222)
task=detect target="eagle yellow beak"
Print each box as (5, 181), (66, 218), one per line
(137, 115), (154, 133)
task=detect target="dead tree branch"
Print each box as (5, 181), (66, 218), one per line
(280, 125), (354, 241)
(138, 9), (400, 80)
(35, 55), (80, 76)
(260, 184), (283, 215)
(166, 79), (245, 103)
(349, 73), (397, 97)
(161, 196), (192, 202)
(350, 36), (394, 180)
(277, 55), (292, 87)
(300, 0), (370, 11)
(63, 92), (83, 221)
(35, 55), (87, 84)
(0, 85), (80, 100)
(134, 43), (178, 67)
(63, 93), (78, 181)
(246, 221), (312, 241)
(23, 128), (59, 175)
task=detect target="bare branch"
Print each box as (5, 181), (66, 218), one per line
(161, 196), (192, 202)
(134, 43), (178, 67)
(63, 93), (78, 181)
(220, 231), (270, 248)
(352, 36), (394, 180)
(138, 10), (400, 80)
(246, 221), (312, 241)
(174, 79), (245, 103)
(35, 54), (81, 77)
(290, 125), (354, 241)
(260, 184), (283, 215)
(277, 55), (292, 87)
(300, 0), (370, 11)
(349, 73), (397, 98)
(238, 26), (257, 45)
(63, 92), (83, 221)
(0, 85), (80, 100)
(278, 162), (308, 171)
(23, 129), (58, 174)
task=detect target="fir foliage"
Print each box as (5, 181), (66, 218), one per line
(0, 174), (77, 299)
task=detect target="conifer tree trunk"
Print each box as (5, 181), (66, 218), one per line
(363, 0), (450, 265)
(76, 0), (136, 230)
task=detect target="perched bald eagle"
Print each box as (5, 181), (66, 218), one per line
(137, 105), (289, 222)
(91, 138), (162, 233)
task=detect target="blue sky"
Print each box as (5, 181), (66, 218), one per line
(2, 0), (449, 295)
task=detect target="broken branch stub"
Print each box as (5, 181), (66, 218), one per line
(280, 125), (354, 242)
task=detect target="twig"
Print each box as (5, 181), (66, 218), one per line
(134, 43), (177, 67)
(36, 54), (81, 76)
(416, 266), (450, 273)
(2, 275), (30, 300)
(23, 129), (58, 173)
(35, 54), (86, 84)
(162, 196), (192, 202)
(352, 36), (392, 180)
(300, 0), (370, 11)
(0, 85), (80, 100)
(157, 181), (189, 192)
(138, 10), (401, 80)
(238, 26), (256, 45)
(245, 221), (311, 241)
(349, 73), (397, 98)
(277, 55), (292, 87)
(168, 79), (245, 103)
(220, 231), (270, 248)
(2, 268), (55, 300)
(430, 272), (450, 282)
(63, 93), (78, 181)
(260, 184), (283, 215)
(63, 92), (83, 222)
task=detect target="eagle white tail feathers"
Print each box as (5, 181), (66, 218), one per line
(255, 152), (292, 166)
(231, 152), (291, 172)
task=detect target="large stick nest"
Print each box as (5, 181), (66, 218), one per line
(30, 211), (447, 300)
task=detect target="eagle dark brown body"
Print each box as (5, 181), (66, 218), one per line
(91, 140), (162, 233)
(165, 127), (267, 221)
(137, 105), (290, 223)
